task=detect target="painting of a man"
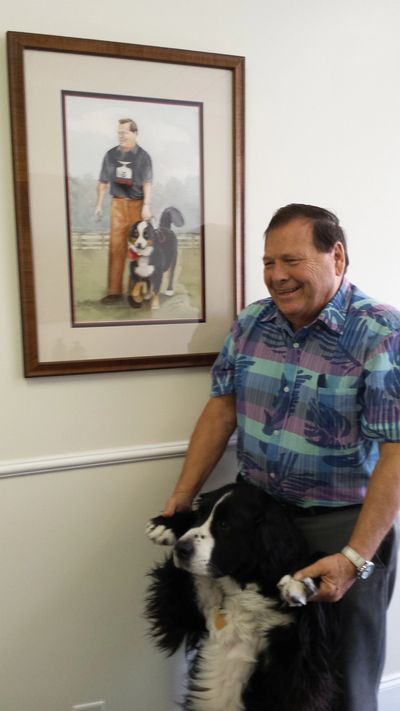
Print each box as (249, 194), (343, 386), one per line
(63, 92), (204, 325)
(95, 118), (153, 304)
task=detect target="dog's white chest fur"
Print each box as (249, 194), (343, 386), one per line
(189, 577), (292, 711)
(135, 253), (154, 278)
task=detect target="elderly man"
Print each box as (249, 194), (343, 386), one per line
(95, 118), (152, 304)
(162, 204), (400, 711)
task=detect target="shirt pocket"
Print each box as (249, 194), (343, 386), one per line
(305, 387), (361, 448)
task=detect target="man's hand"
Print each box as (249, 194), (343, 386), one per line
(95, 205), (103, 221)
(163, 491), (193, 517)
(141, 204), (152, 220)
(293, 553), (357, 603)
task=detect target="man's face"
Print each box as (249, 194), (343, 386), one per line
(263, 218), (345, 332)
(117, 123), (137, 151)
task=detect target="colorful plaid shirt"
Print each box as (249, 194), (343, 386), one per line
(211, 279), (400, 507)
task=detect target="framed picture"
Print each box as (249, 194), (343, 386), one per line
(7, 31), (245, 376)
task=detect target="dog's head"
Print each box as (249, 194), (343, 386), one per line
(173, 483), (309, 592)
(128, 220), (155, 255)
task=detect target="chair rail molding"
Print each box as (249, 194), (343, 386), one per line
(0, 437), (237, 479)
(0, 441), (188, 479)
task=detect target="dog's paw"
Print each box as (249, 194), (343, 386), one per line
(146, 516), (177, 546)
(277, 574), (317, 607)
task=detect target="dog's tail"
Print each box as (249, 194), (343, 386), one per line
(159, 207), (185, 230)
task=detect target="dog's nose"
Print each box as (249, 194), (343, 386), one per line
(174, 539), (194, 560)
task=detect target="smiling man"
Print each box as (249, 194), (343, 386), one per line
(263, 214), (346, 331)
(161, 204), (400, 711)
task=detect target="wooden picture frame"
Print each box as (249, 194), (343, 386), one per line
(7, 31), (245, 376)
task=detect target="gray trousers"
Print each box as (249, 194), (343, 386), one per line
(294, 507), (399, 711)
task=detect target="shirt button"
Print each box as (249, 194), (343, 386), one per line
(270, 472), (276, 479)
(283, 386), (290, 392)
(293, 342), (300, 348)
(273, 429), (280, 436)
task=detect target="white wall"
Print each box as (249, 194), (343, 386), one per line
(1, 1), (400, 710)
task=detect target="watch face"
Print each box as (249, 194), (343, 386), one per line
(358, 561), (375, 579)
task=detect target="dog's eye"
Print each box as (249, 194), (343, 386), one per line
(216, 519), (231, 533)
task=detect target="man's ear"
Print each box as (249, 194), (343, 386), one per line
(333, 241), (346, 276)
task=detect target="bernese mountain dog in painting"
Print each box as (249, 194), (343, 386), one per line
(145, 481), (340, 711)
(127, 206), (184, 310)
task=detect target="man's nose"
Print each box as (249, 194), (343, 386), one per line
(269, 262), (289, 281)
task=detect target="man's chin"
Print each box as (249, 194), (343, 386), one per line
(275, 303), (305, 329)
(274, 295), (303, 316)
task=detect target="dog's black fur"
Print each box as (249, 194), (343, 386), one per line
(145, 482), (340, 711)
(128, 206), (184, 308)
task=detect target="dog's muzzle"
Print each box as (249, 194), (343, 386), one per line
(174, 539), (194, 565)
(132, 237), (146, 251)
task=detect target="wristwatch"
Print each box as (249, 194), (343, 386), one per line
(341, 545), (375, 580)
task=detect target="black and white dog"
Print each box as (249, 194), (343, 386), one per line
(128, 206), (184, 310)
(146, 482), (339, 711)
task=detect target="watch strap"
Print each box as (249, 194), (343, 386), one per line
(340, 545), (365, 570)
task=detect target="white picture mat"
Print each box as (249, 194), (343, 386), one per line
(24, 49), (234, 362)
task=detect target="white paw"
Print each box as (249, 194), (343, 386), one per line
(145, 520), (177, 546)
(277, 574), (317, 607)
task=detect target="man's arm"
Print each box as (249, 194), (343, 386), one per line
(295, 442), (400, 602)
(95, 181), (108, 220)
(163, 394), (237, 516)
(141, 181), (152, 220)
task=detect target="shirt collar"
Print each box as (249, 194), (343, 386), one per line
(117, 144), (138, 155)
(317, 277), (352, 334)
(261, 277), (352, 335)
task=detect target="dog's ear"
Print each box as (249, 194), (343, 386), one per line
(143, 222), (155, 237)
(128, 223), (139, 238)
(145, 557), (206, 655)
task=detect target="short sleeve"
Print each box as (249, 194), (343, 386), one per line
(361, 332), (400, 441)
(210, 329), (237, 397)
(99, 151), (111, 183)
(142, 152), (153, 183)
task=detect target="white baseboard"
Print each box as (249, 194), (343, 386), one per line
(379, 674), (400, 710)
